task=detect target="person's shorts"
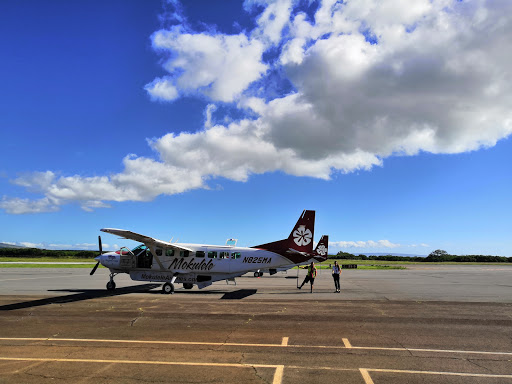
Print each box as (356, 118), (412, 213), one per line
(305, 276), (315, 284)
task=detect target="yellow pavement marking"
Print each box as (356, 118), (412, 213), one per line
(356, 346), (512, 356)
(0, 357), (283, 384)
(365, 368), (512, 379)
(359, 368), (375, 384)
(1, 337), (511, 357)
(281, 337), (288, 346)
(0, 337), (283, 348)
(273, 365), (284, 384)
(342, 338), (352, 348)
(2, 355), (511, 382)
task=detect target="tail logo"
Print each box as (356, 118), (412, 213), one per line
(316, 245), (327, 256)
(293, 225), (312, 247)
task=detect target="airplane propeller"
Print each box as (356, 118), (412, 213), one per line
(90, 235), (102, 276)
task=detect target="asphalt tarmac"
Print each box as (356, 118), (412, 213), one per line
(0, 265), (511, 383)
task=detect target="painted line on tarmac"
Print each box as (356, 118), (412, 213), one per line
(1, 337), (511, 357)
(359, 368), (375, 384)
(0, 357), (284, 384)
(0, 337), (287, 349)
(281, 337), (288, 346)
(273, 365), (284, 384)
(2, 354), (510, 383)
(342, 338), (352, 348)
(364, 368), (512, 379)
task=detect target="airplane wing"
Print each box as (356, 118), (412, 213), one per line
(100, 228), (194, 252)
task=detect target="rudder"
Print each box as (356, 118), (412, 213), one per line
(313, 235), (329, 261)
(252, 210), (315, 257)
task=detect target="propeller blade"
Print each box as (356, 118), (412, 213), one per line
(98, 235), (103, 254)
(90, 261), (100, 276)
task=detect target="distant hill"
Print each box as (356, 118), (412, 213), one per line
(0, 243), (26, 249)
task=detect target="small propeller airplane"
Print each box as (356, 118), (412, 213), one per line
(90, 210), (328, 294)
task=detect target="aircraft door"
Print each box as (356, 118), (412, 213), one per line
(135, 246), (153, 269)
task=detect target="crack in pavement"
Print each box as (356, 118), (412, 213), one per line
(130, 307), (144, 327)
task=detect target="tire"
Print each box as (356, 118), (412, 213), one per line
(254, 272), (260, 277)
(183, 283), (193, 290)
(106, 281), (116, 291)
(162, 282), (174, 294)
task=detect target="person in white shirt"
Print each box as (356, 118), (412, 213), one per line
(332, 261), (341, 293)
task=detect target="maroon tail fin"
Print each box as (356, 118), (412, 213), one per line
(313, 235), (329, 262)
(252, 210), (315, 257)
(287, 210), (315, 254)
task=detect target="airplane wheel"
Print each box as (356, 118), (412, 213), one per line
(162, 283), (174, 294)
(106, 281), (116, 291)
(183, 283), (193, 290)
(254, 272), (260, 277)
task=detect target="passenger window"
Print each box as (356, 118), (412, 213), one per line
(208, 251), (217, 259)
(180, 250), (190, 257)
(166, 249), (174, 257)
(231, 252), (241, 259)
(219, 251), (229, 259)
(156, 248), (163, 256)
(196, 251), (205, 258)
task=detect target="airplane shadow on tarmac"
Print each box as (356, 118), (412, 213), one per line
(0, 286), (259, 311)
(0, 284), (161, 311)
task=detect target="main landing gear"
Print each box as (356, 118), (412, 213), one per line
(162, 274), (179, 295)
(106, 273), (117, 291)
(162, 282), (174, 294)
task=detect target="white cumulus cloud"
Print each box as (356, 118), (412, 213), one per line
(2, 0), (512, 213)
(149, 26), (268, 102)
(331, 240), (402, 249)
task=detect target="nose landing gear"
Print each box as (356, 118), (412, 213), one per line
(106, 273), (117, 291)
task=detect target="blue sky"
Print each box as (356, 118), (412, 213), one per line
(1, 0), (511, 256)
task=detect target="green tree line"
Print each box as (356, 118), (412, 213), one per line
(332, 249), (512, 263)
(0, 248), (97, 258)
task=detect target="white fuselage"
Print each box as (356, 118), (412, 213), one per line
(98, 243), (292, 288)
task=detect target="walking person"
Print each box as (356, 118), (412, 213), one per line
(298, 262), (317, 293)
(332, 260), (341, 293)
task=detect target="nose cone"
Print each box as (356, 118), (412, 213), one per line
(95, 255), (101, 262)
(98, 252), (121, 269)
